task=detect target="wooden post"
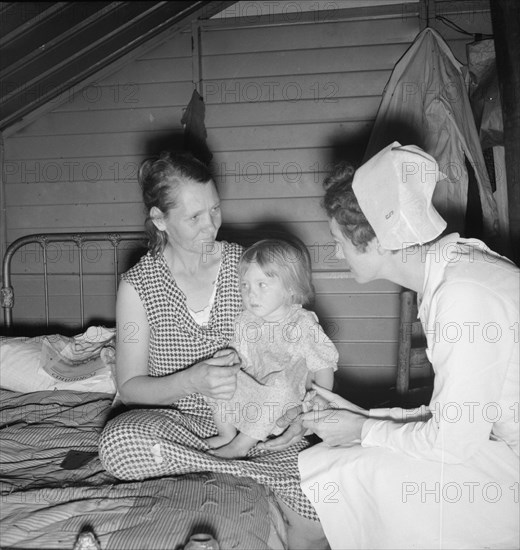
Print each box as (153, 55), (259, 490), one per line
(397, 289), (415, 395)
(491, 1), (520, 265)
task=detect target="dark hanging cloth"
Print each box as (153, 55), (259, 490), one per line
(181, 89), (213, 165)
(467, 39), (504, 150)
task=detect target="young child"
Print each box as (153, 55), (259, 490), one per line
(206, 238), (338, 458)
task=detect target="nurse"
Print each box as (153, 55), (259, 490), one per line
(297, 143), (520, 549)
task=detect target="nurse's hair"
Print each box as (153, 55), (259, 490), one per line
(138, 151), (215, 255)
(322, 161), (376, 252)
(238, 239), (315, 306)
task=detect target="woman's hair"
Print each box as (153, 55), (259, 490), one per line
(238, 238), (315, 305)
(138, 151), (214, 255)
(322, 161), (376, 252)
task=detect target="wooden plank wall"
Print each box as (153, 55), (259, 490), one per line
(3, 29), (193, 329)
(2, 0), (492, 397)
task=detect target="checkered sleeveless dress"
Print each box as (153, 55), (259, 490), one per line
(98, 241), (317, 519)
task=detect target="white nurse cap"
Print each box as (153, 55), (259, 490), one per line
(352, 142), (447, 250)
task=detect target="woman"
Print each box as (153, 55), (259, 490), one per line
(98, 152), (327, 549)
(295, 142), (519, 549)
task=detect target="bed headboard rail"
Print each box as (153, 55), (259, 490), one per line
(1, 232), (146, 331)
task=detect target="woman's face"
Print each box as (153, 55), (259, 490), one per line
(153, 180), (222, 255)
(329, 218), (382, 283)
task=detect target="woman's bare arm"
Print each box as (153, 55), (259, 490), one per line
(115, 280), (239, 406)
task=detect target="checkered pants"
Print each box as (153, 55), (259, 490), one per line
(98, 398), (318, 520)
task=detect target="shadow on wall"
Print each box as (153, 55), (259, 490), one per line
(218, 221), (306, 250)
(143, 128), (213, 166)
(143, 131), (186, 158)
(326, 125), (372, 169)
(326, 117), (425, 168)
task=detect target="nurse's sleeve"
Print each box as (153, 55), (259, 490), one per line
(361, 281), (511, 463)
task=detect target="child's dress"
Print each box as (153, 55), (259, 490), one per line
(220, 304), (338, 441)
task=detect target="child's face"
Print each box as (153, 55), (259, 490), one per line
(240, 262), (292, 322)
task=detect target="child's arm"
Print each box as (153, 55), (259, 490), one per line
(298, 309), (339, 392)
(313, 367), (334, 391)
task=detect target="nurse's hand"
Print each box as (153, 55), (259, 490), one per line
(301, 385), (369, 446)
(308, 384), (368, 415)
(257, 405), (306, 451)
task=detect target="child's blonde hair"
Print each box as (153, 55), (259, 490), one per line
(238, 239), (315, 305)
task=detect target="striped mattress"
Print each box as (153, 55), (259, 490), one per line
(0, 389), (286, 549)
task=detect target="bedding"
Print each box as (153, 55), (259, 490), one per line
(0, 326), (116, 394)
(0, 387), (287, 549)
(1, 232), (288, 548)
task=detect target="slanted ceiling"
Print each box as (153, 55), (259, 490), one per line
(0, 1), (236, 133)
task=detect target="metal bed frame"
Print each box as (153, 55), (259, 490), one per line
(1, 231), (146, 331)
(2, 232), (357, 333)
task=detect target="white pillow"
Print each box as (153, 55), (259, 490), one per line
(0, 327), (116, 394)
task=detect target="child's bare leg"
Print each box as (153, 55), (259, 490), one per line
(277, 497), (329, 550)
(205, 412), (237, 449)
(210, 432), (258, 458)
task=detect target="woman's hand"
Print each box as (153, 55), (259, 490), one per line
(213, 348), (240, 366)
(186, 351), (241, 400)
(301, 384), (369, 447)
